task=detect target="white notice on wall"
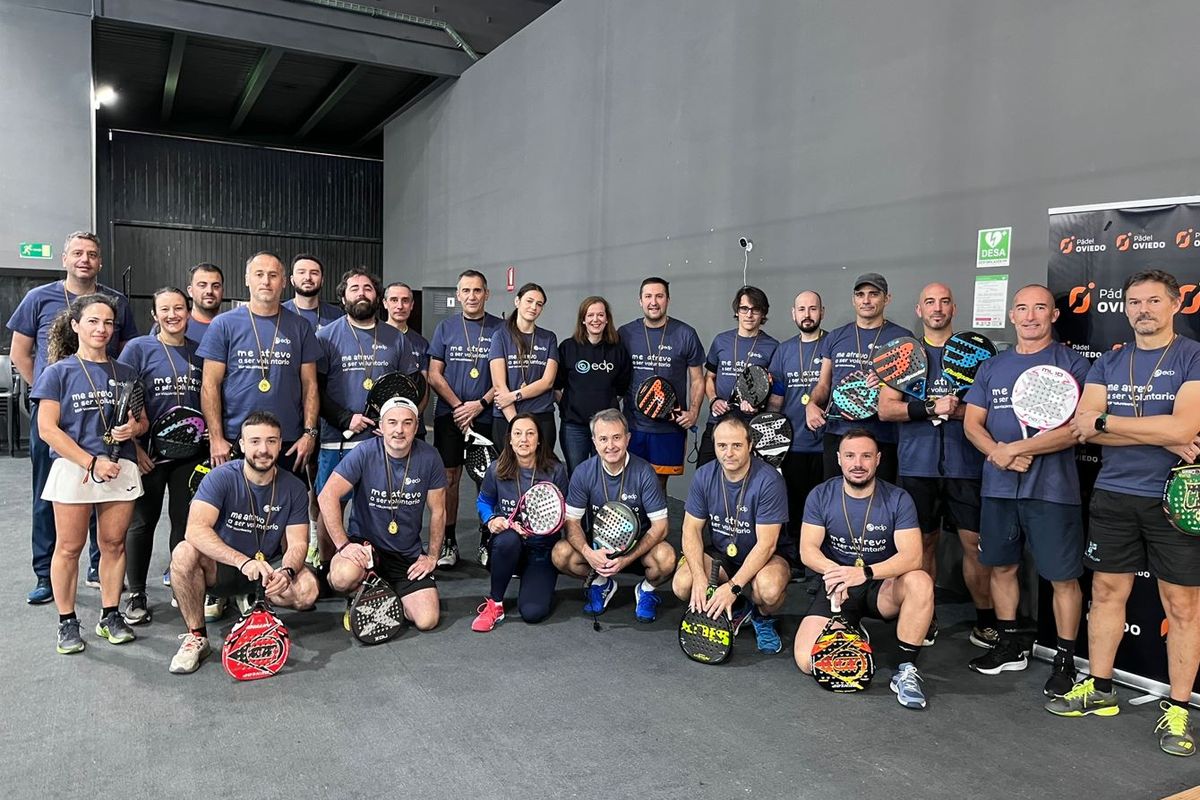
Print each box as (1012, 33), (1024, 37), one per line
(973, 274), (1008, 329)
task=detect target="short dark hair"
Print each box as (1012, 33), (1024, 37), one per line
(63, 231), (100, 252)
(458, 269), (488, 288)
(732, 285), (770, 323)
(1124, 269), (1181, 299)
(190, 262), (224, 281)
(640, 276), (670, 298)
(291, 253), (324, 274)
(384, 281), (413, 296)
(241, 411), (283, 435)
(839, 428), (879, 449)
(713, 414), (752, 442)
(336, 267), (381, 302)
(152, 285), (188, 306)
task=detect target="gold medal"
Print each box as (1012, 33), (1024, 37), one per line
(255, 551), (266, 561)
(363, 377), (374, 390)
(102, 432), (116, 446)
(388, 520), (398, 535)
(258, 378), (271, 392)
(854, 556), (865, 568)
(801, 393), (811, 405)
(469, 367), (480, 379)
(726, 542), (738, 558)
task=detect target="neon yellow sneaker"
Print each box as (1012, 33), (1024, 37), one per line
(1044, 678), (1119, 717)
(1155, 702), (1196, 757)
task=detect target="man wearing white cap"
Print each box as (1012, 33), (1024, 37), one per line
(318, 397), (446, 630)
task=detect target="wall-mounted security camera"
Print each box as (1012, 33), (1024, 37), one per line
(738, 236), (753, 252)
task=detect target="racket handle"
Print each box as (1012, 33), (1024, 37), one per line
(829, 593), (841, 614)
(365, 544), (374, 571)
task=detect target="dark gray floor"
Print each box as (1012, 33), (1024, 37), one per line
(1, 455), (1194, 800)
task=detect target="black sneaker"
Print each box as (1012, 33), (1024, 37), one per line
(122, 592), (151, 625)
(1043, 654), (1076, 698)
(968, 639), (1028, 675)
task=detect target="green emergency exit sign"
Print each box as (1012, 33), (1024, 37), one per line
(19, 242), (53, 259)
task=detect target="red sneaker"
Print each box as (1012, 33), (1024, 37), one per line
(471, 598), (505, 632)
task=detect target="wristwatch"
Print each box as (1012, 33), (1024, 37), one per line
(862, 563), (874, 581)
(924, 398), (937, 415)
(303, 426), (320, 439)
(515, 390), (524, 402)
(729, 582), (743, 597)
(1094, 413), (1108, 433)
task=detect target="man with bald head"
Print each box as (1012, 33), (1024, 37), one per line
(767, 290), (827, 568)
(879, 284), (993, 649)
(198, 251), (321, 476)
(962, 284), (1089, 700)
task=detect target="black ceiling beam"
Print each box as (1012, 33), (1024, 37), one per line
(351, 75), (444, 149)
(230, 47), (283, 133)
(296, 63), (367, 139)
(160, 32), (186, 123)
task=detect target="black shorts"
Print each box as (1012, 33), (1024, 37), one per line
(353, 541), (437, 597)
(804, 579), (888, 626)
(898, 476), (982, 535)
(1087, 489), (1200, 586)
(210, 558), (316, 597)
(978, 497), (1083, 581)
(432, 414), (492, 469)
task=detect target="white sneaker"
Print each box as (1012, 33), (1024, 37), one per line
(203, 594), (227, 622)
(235, 593), (254, 616)
(169, 633), (212, 674)
(436, 542), (459, 568)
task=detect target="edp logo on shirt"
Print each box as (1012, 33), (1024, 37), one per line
(575, 360), (615, 374)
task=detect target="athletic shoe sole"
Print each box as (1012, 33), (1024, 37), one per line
(890, 681), (928, 709)
(969, 657), (1028, 675)
(1047, 704), (1119, 718)
(95, 624), (136, 645)
(969, 632), (998, 649)
(56, 642), (86, 655)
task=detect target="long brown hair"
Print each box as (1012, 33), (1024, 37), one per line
(495, 412), (559, 481)
(572, 295), (618, 345)
(47, 293), (118, 364)
(506, 282), (546, 362)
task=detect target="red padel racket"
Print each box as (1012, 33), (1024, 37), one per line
(635, 376), (679, 421)
(222, 585), (290, 681)
(872, 337), (927, 400)
(810, 593), (874, 692)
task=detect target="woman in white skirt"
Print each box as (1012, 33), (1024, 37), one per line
(32, 293), (147, 654)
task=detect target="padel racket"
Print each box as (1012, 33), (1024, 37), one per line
(1163, 459), (1200, 536)
(810, 593), (874, 693)
(732, 365), (772, 412)
(189, 444), (241, 498)
(103, 380), (136, 462)
(872, 337), (927, 400)
(749, 411), (793, 468)
(635, 376), (679, 421)
(926, 375), (955, 427)
(349, 547), (406, 645)
(222, 585), (290, 681)
(1011, 365), (1079, 438)
(942, 331), (996, 391)
(591, 500), (641, 557)
(406, 369), (428, 405)
(679, 556), (733, 664)
(342, 371), (421, 439)
(509, 481), (566, 538)
(463, 428), (497, 487)
(150, 405), (207, 460)
(831, 369), (879, 420)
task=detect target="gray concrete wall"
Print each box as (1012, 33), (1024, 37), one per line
(0, 0), (94, 270)
(383, 0), (1200, 348)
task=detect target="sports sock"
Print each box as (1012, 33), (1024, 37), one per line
(1055, 637), (1075, 659)
(591, 574), (610, 587)
(1092, 675), (1113, 693)
(977, 607), (997, 627)
(102, 605), (117, 618)
(894, 639), (922, 669)
(998, 618), (1018, 645)
(1169, 698), (1189, 710)
(191, 626), (208, 640)
(638, 579), (656, 593)
(59, 612), (77, 624)
(444, 524), (457, 546)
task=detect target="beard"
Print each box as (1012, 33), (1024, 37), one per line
(347, 298), (378, 321)
(845, 473), (874, 489)
(799, 318), (820, 333)
(293, 284), (321, 298)
(245, 453), (277, 475)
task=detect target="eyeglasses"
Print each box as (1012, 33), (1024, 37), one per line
(736, 306), (763, 315)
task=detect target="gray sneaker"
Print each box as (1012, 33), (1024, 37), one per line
(122, 592), (151, 626)
(96, 611), (136, 645)
(1045, 678), (1119, 717)
(169, 633), (212, 675)
(1156, 701), (1197, 757)
(57, 618), (86, 655)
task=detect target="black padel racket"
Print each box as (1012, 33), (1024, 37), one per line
(679, 556), (733, 664)
(810, 593), (874, 692)
(103, 380), (135, 462)
(831, 369), (879, 420)
(1011, 365), (1079, 439)
(872, 337), (927, 400)
(749, 411), (793, 468)
(189, 444), (241, 498)
(635, 376), (679, 421)
(222, 585), (290, 681)
(349, 548), (406, 645)
(942, 331), (996, 392)
(463, 428), (497, 487)
(406, 369), (428, 405)
(342, 371), (421, 439)
(509, 481), (566, 538)
(150, 405), (207, 460)
(591, 500), (641, 557)
(732, 364), (772, 412)
(1163, 459), (1200, 536)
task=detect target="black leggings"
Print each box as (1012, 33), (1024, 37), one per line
(487, 531), (559, 623)
(125, 455), (204, 593)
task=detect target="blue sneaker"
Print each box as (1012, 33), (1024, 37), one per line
(162, 567), (172, 588)
(891, 662), (927, 709)
(27, 577), (53, 605)
(583, 577), (617, 615)
(750, 611), (782, 654)
(730, 598), (752, 636)
(633, 582), (660, 623)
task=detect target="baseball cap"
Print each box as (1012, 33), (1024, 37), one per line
(854, 273), (889, 293)
(379, 397), (420, 419)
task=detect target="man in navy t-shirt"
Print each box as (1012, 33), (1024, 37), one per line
(167, 412), (318, 674)
(674, 416), (791, 654)
(963, 284), (1089, 698)
(6, 231), (138, 603)
(384, 281), (431, 430)
(320, 398), (447, 632)
(1048, 269), (1200, 756)
(185, 262), (225, 346)
(794, 428), (933, 709)
(878, 283), (993, 649)
(806, 273), (914, 482)
(283, 253), (344, 331)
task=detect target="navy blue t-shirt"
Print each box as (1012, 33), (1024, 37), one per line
(488, 324), (559, 416)
(185, 316), (212, 348)
(31, 356), (141, 461)
(478, 461), (570, 547)
(316, 318), (405, 445)
(193, 461), (309, 561)
(685, 458), (789, 564)
(282, 299), (344, 332)
(118, 335), (203, 426)
(618, 318), (706, 433)
(394, 326), (430, 376)
(428, 312), (504, 416)
(963, 343), (1090, 503)
(565, 453), (669, 536)
(704, 328), (779, 421)
(896, 341), (985, 479)
(817, 319), (914, 442)
(1087, 335), (1200, 498)
(802, 477), (919, 566)
(768, 333), (825, 453)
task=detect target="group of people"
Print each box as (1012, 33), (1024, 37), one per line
(7, 232), (1198, 758)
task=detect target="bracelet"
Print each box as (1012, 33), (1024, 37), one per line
(907, 400), (930, 421)
(336, 541), (351, 553)
(280, 566), (296, 580)
(239, 558), (252, 575)
(86, 455), (99, 483)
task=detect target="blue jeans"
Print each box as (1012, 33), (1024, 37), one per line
(30, 402), (99, 579)
(559, 421), (593, 475)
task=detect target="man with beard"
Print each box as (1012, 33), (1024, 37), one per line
(313, 269), (406, 564)
(185, 262), (224, 346)
(284, 253), (344, 331)
(878, 283), (994, 649)
(767, 290), (827, 568)
(7, 231), (139, 603)
(384, 281), (431, 437)
(167, 412), (318, 674)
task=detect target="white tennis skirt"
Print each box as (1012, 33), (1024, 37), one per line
(42, 458), (144, 504)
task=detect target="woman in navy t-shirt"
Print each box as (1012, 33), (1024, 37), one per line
(489, 282), (560, 457)
(32, 294), (148, 655)
(472, 413), (569, 631)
